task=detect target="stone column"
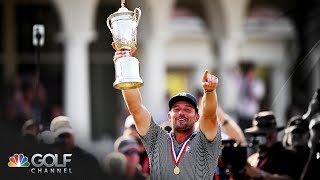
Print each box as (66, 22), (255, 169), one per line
(218, 38), (242, 114)
(270, 61), (290, 127)
(51, 0), (98, 147)
(63, 32), (95, 146)
(138, 0), (175, 123)
(3, 0), (17, 90)
(204, 0), (249, 115)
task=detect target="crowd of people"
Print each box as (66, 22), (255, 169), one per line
(2, 46), (320, 180)
(216, 89), (320, 180)
(3, 90), (319, 180)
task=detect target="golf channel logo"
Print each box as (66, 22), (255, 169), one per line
(8, 153), (30, 167)
(8, 153), (72, 174)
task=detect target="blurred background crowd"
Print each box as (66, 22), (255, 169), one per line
(1, 0), (320, 179)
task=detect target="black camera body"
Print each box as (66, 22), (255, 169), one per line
(221, 145), (247, 171)
(220, 140), (248, 179)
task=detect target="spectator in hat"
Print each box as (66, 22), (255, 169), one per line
(20, 119), (50, 156)
(21, 119), (43, 151)
(300, 89), (320, 179)
(283, 116), (310, 151)
(50, 116), (74, 152)
(50, 116), (104, 179)
(301, 116), (320, 180)
(123, 115), (150, 177)
(244, 111), (299, 180)
(102, 151), (127, 179)
(21, 119), (41, 142)
(283, 116), (310, 180)
(114, 135), (146, 180)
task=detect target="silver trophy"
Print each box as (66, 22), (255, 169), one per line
(107, 0), (143, 90)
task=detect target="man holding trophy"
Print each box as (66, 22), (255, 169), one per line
(108, 1), (221, 179)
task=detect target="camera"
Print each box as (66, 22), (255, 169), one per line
(219, 140), (248, 179)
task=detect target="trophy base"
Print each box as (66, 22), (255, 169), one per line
(113, 81), (143, 90)
(113, 56), (144, 90)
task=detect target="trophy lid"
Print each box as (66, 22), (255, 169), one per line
(108, 0), (135, 19)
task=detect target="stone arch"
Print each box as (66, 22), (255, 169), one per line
(89, 0), (130, 140)
(2, 0), (64, 128)
(241, 0), (300, 125)
(202, 0), (227, 41)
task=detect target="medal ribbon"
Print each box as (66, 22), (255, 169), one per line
(170, 135), (191, 166)
(258, 156), (269, 169)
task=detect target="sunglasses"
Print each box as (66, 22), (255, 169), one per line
(57, 133), (72, 139)
(123, 150), (139, 156)
(291, 128), (308, 134)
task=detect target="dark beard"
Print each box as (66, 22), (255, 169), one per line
(173, 114), (196, 133)
(174, 122), (194, 133)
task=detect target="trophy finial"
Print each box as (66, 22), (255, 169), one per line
(121, 0), (125, 7)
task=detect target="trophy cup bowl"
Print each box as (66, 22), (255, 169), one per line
(107, 2), (143, 90)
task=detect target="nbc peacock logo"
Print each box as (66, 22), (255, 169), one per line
(8, 153), (30, 167)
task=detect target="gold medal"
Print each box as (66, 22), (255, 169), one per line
(174, 166), (180, 175)
(170, 135), (192, 176)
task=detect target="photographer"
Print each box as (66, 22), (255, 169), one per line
(217, 140), (248, 180)
(50, 116), (104, 179)
(244, 111), (299, 180)
(300, 89), (320, 180)
(282, 116), (310, 180)
(300, 117), (320, 180)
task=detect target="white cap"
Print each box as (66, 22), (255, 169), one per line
(124, 115), (135, 129)
(21, 119), (38, 136)
(50, 116), (73, 138)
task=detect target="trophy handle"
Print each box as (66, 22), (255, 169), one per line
(134, 8), (141, 27)
(106, 17), (112, 33)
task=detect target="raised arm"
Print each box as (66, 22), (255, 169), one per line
(217, 106), (247, 146)
(122, 89), (151, 136)
(113, 44), (151, 136)
(199, 70), (219, 141)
